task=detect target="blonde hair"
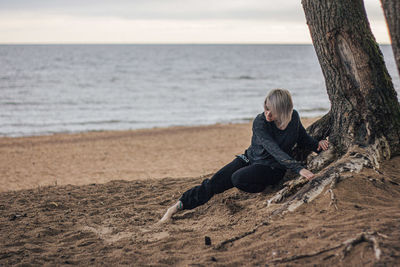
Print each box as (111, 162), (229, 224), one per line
(264, 89), (293, 130)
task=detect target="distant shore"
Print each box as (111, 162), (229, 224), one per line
(0, 118), (319, 192)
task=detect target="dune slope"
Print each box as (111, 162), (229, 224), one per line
(1, 157), (400, 266)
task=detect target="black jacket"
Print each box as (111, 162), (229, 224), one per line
(246, 109), (319, 174)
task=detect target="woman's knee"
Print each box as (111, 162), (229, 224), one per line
(231, 171), (251, 191)
(231, 168), (267, 193)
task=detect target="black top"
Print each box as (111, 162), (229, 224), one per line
(246, 109), (319, 174)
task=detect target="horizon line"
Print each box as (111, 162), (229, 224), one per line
(0, 42), (392, 45)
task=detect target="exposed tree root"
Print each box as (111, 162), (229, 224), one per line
(307, 146), (336, 172)
(270, 145), (374, 215)
(215, 228), (258, 250)
(264, 177), (309, 207)
(341, 231), (387, 261)
(216, 144), (385, 250)
(270, 244), (342, 263)
(327, 189), (338, 210)
(269, 231), (386, 264)
(325, 173), (340, 210)
(265, 146), (338, 208)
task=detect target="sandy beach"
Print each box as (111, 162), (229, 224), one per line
(0, 121), (252, 192)
(1, 118), (400, 266)
(0, 117), (317, 192)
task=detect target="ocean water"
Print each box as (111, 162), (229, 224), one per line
(0, 44), (399, 137)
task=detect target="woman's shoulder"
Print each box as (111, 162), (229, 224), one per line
(292, 109), (300, 118)
(291, 109), (301, 123)
(253, 112), (265, 122)
(253, 113), (265, 126)
(253, 112), (273, 129)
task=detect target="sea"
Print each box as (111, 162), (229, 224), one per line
(0, 44), (399, 137)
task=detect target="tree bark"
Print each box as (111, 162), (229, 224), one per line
(220, 1), (400, 242)
(256, 0), (400, 224)
(301, 0), (400, 160)
(381, 0), (400, 77)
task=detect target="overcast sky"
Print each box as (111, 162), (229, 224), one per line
(0, 0), (391, 44)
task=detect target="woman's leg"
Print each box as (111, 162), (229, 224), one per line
(231, 164), (285, 193)
(158, 157), (248, 223)
(179, 157), (248, 209)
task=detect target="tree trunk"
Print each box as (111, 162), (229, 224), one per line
(220, 0), (400, 245)
(265, 0), (400, 216)
(381, 0), (400, 77)
(301, 0), (400, 160)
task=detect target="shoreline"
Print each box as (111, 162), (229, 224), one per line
(0, 120), (254, 140)
(0, 118), (319, 192)
(0, 115), (321, 140)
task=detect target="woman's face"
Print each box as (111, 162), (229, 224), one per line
(264, 107), (275, 122)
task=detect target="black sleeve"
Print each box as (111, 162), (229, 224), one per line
(252, 115), (305, 174)
(297, 115), (319, 153)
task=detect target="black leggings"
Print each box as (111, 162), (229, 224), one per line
(179, 157), (286, 210)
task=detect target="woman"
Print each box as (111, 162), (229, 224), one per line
(159, 89), (329, 223)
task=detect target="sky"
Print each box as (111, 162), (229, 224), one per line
(0, 0), (392, 44)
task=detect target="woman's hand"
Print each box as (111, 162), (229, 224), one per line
(299, 168), (315, 180)
(317, 139), (329, 151)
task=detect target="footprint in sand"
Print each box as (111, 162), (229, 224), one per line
(138, 225), (170, 242)
(147, 231), (170, 242)
(82, 222), (171, 243)
(81, 225), (132, 243)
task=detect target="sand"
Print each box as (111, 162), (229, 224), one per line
(0, 122), (253, 192)
(1, 118), (400, 266)
(0, 117), (316, 192)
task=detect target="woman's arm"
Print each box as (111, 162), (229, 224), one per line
(253, 115), (305, 174)
(297, 117), (319, 152)
(297, 116), (329, 152)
